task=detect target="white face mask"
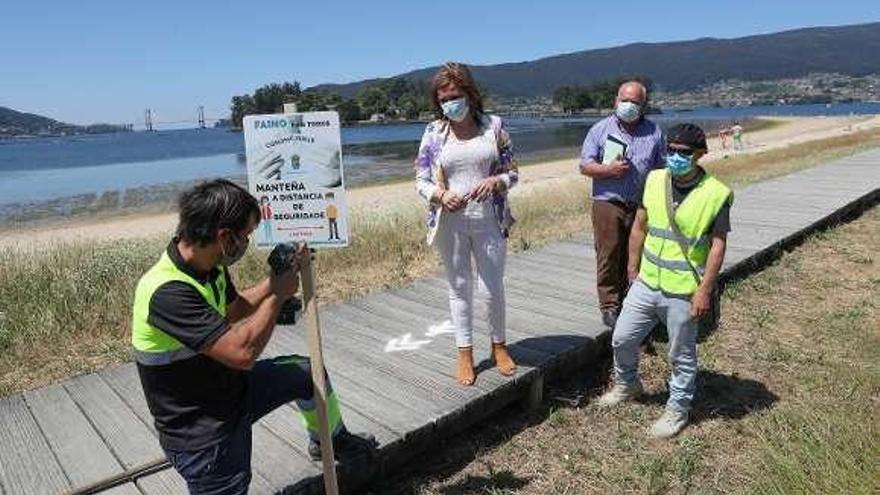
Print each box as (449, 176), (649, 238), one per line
(615, 101), (642, 123)
(441, 97), (470, 122)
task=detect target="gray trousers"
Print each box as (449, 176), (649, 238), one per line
(612, 280), (699, 412)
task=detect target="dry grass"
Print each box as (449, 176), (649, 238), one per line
(0, 128), (877, 397)
(376, 208), (880, 495)
(704, 125), (880, 187)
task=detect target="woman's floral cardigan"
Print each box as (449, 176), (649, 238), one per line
(414, 113), (519, 245)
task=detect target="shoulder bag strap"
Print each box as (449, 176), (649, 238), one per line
(665, 172), (703, 286)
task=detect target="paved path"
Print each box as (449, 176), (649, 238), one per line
(1, 150), (878, 494)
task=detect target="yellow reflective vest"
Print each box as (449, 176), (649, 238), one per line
(131, 252), (228, 365)
(639, 169), (733, 297)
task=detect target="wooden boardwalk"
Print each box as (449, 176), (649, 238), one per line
(2, 150), (878, 494)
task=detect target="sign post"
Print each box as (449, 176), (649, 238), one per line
(244, 109), (349, 494)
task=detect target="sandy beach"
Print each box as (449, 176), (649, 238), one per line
(2, 114), (878, 251)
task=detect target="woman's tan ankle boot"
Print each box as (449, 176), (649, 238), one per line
(456, 347), (476, 386)
(492, 342), (517, 376)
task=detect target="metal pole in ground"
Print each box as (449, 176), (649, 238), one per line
(300, 249), (339, 495)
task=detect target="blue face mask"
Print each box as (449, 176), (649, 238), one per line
(666, 152), (694, 176)
(441, 97), (469, 122)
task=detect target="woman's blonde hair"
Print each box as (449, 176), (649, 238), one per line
(430, 62), (484, 122)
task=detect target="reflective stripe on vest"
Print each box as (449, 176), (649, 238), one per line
(647, 226), (708, 248)
(131, 251), (227, 366)
(643, 246), (706, 275)
(638, 169), (732, 296)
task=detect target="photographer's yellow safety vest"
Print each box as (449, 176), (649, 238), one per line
(639, 169), (733, 297)
(131, 252), (228, 365)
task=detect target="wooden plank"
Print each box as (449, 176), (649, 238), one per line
(502, 272), (600, 308)
(249, 473), (280, 495)
(136, 468), (186, 495)
(409, 279), (598, 353)
(324, 301), (513, 390)
(308, 316), (480, 410)
(274, 316), (470, 412)
(503, 258), (596, 296)
(747, 173), (872, 189)
(722, 246), (759, 269)
(250, 424), (321, 493)
(336, 403), (402, 450)
(394, 279), (572, 345)
(517, 248), (599, 274)
(508, 246), (598, 275)
(730, 198), (829, 217)
(134, 451), (291, 495)
(99, 364), (157, 435)
(368, 289), (555, 368)
(266, 327), (434, 437)
(730, 209), (819, 227)
(65, 374), (163, 470)
(534, 239), (596, 260)
(744, 183), (866, 202)
(0, 394), (71, 494)
(415, 276), (592, 330)
(99, 482), (142, 495)
(256, 402), (399, 458)
(532, 242), (595, 265)
(728, 229), (789, 251)
(518, 253), (607, 288)
(263, 327), (423, 428)
(23, 383), (122, 489)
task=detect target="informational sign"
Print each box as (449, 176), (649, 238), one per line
(243, 111), (348, 248)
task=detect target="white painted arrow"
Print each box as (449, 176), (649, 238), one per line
(384, 333), (433, 353)
(425, 320), (456, 337)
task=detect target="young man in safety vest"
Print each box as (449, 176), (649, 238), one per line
(596, 123), (733, 438)
(132, 179), (374, 493)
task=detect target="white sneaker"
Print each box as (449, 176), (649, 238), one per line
(596, 381), (643, 407)
(649, 409), (689, 438)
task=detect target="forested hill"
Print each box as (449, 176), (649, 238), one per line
(0, 106), (129, 137)
(312, 22), (880, 98)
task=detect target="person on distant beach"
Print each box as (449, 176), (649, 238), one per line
(718, 125), (731, 149)
(731, 121), (744, 151)
(579, 79), (665, 330)
(415, 62), (518, 386)
(131, 179), (374, 493)
(597, 124), (733, 439)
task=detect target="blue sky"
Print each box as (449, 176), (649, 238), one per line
(2, 1), (878, 127)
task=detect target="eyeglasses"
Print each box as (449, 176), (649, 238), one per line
(667, 146), (695, 157)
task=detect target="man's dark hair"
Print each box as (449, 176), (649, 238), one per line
(176, 179), (260, 246)
(667, 123), (708, 151)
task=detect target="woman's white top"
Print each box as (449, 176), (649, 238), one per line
(438, 126), (497, 219)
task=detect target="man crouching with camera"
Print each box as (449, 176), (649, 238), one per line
(131, 179), (374, 494)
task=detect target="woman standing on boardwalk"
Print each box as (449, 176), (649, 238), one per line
(414, 62), (518, 386)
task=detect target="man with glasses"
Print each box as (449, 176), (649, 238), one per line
(131, 179), (374, 494)
(597, 124), (733, 438)
(579, 79), (666, 329)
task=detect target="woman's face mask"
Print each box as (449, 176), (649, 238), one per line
(441, 97), (470, 122)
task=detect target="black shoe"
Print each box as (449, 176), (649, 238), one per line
(308, 429), (378, 461)
(601, 309), (619, 329)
